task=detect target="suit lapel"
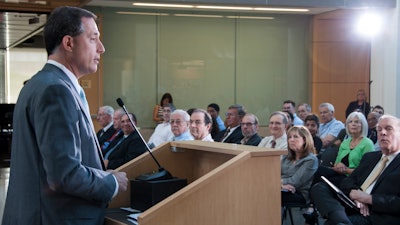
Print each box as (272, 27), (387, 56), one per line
(46, 64), (106, 170)
(372, 153), (400, 192)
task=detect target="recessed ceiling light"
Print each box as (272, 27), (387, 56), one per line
(174, 14), (224, 18)
(133, 3), (194, 8)
(254, 7), (309, 12)
(195, 5), (252, 10)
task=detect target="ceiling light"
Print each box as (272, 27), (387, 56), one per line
(195, 5), (252, 10)
(117, 11), (169, 16)
(356, 12), (382, 38)
(133, 3), (194, 8)
(254, 7), (309, 12)
(226, 16), (274, 20)
(174, 14), (224, 18)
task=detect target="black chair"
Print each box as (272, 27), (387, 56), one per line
(282, 202), (320, 225)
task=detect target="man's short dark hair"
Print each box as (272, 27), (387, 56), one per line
(44, 6), (97, 56)
(283, 100), (296, 108)
(207, 103), (220, 112)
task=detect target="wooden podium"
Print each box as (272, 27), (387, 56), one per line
(105, 140), (286, 225)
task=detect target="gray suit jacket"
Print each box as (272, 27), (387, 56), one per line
(2, 63), (116, 225)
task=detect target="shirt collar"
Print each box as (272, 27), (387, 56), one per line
(47, 59), (81, 93)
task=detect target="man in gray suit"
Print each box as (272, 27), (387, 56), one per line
(2, 6), (128, 225)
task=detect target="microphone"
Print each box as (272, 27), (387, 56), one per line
(116, 98), (172, 181)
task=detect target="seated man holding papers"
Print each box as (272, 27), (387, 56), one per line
(310, 115), (400, 225)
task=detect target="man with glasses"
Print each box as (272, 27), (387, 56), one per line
(258, 111), (288, 150)
(215, 104), (246, 143)
(190, 108), (214, 142)
(240, 113), (262, 146)
(170, 109), (194, 141)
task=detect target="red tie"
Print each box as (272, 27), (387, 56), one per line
(271, 140), (276, 148)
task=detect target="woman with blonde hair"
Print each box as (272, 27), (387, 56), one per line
(281, 126), (318, 206)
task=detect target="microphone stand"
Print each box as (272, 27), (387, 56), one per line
(116, 98), (172, 181)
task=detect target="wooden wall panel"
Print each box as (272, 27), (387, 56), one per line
(311, 10), (371, 123)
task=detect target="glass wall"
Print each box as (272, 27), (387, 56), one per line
(95, 8), (312, 127)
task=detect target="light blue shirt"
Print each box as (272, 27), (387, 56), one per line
(318, 118), (344, 139)
(292, 113), (303, 125)
(216, 116), (226, 131)
(174, 130), (194, 141)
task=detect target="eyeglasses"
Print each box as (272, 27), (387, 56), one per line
(240, 122), (255, 127)
(190, 120), (204, 125)
(225, 112), (236, 117)
(170, 120), (183, 125)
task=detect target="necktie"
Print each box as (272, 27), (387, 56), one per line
(79, 87), (89, 113)
(104, 137), (125, 159)
(271, 140), (276, 148)
(220, 128), (230, 142)
(361, 156), (389, 191)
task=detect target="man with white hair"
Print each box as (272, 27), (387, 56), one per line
(318, 102), (345, 151)
(311, 115), (400, 225)
(96, 105), (116, 147)
(170, 109), (194, 141)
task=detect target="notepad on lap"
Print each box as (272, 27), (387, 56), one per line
(321, 176), (359, 211)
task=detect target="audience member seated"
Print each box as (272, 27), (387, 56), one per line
(101, 108), (124, 154)
(313, 111), (374, 187)
(153, 92), (173, 125)
(283, 100), (303, 125)
(170, 109), (194, 141)
(318, 102), (345, 153)
(258, 111), (288, 150)
(298, 103), (312, 122)
(283, 110), (294, 132)
(148, 103), (175, 148)
(104, 113), (147, 170)
(345, 89), (370, 118)
(189, 108), (214, 142)
(367, 111), (381, 145)
(96, 105), (116, 147)
(281, 126), (318, 225)
(311, 115), (400, 225)
(240, 113), (262, 146)
(215, 104), (245, 143)
(304, 114), (323, 155)
(207, 103), (226, 131)
(372, 105), (384, 115)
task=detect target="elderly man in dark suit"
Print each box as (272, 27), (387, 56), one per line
(311, 115), (400, 225)
(104, 113), (147, 169)
(240, 113), (262, 146)
(96, 105), (116, 147)
(215, 104), (246, 143)
(2, 6), (128, 225)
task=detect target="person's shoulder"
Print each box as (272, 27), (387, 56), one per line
(362, 150), (381, 159)
(361, 136), (374, 145)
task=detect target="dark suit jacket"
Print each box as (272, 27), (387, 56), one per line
(2, 63), (116, 225)
(341, 151), (400, 225)
(97, 126), (116, 147)
(107, 130), (147, 169)
(244, 133), (262, 146)
(216, 126), (244, 144)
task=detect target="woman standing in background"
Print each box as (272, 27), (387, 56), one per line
(153, 93), (173, 125)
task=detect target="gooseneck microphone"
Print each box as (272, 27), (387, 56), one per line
(116, 98), (172, 181)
